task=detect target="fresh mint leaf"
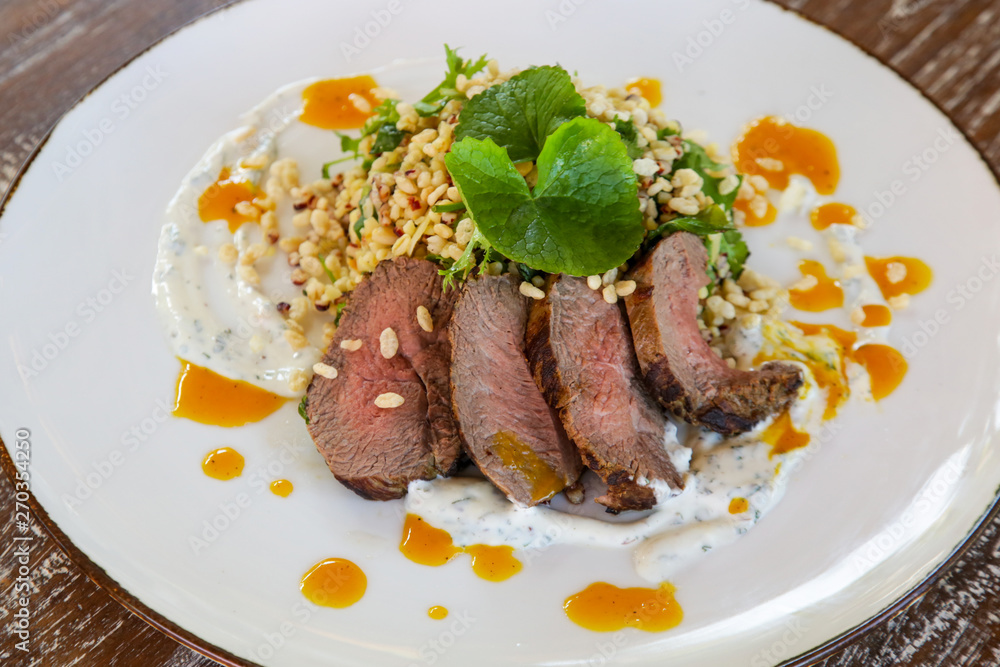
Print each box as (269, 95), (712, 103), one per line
(371, 125), (406, 154)
(416, 44), (489, 117)
(446, 117), (643, 276)
(673, 140), (741, 211)
(455, 65), (587, 162)
(614, 118), (644, 159)
(359, 99), (407, 155)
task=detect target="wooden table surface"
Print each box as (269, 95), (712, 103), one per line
(2, 0), (1000, 665)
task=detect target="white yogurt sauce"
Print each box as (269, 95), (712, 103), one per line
(407, 378), (823, 583)
(152, 81), (324, 396)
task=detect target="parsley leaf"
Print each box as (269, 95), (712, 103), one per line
(414, 44), (489, 117)
(648, 205), (748, 280)
(673, 140), (742, 211)
(613, 118), (644, 159)
(718, 229), (749, 279)
(455, 65), (587, 162)
(446, 117), (643, 276)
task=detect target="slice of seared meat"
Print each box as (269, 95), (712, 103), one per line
(625, 232), (802, 436)
(527, 275), (683, 512)
(306, 257), (462, 500)
(450, 274), (582, 506)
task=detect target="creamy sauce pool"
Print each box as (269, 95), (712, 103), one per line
(152, 81), (324, 397)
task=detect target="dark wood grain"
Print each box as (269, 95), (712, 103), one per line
(2, 0), (1000, 666)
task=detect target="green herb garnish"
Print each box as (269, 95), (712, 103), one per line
(446, 116), (643, 276)
(673, 140), (741, 212)
(613, 118), (644, 159)
(454, 65), (587, 162)
(432, 201), (466, 213)
(414, 44), (489, 117)
(298, 395), (310, 424)
(334, 301), (347, 325)
(440, 226), (492, 288)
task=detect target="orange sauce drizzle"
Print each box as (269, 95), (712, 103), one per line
(198, 168), (258, 233)
(626, 77), (662, 107)
(732, 116), (839, 194)
(734, 196), (778, 227)
(491, 431), (564, 503)
(300, 558), (367, 608)
(864, 256), (933, 300)
(860, 304), (893, 327)
(466, 545), (523, 582)
(762, 411), (811, 457)
(202, 447), (244, 480)
(300, 75), (380, 130)
(728, 497), (749, 514)
(789, 260), (844, 312)
(173, 361), (286, 427)
(563, 582), (683, 633)
(428, 606), (449, 620)
(400, 514), (524, 582)
(853, 345), (908, 401)
(270, 479), (294, 497)
(810, 202), (860, 230)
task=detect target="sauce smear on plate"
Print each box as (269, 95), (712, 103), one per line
(789, 260), (844, 312)
(270, 479), (294, 497)
(400, 514), (524, 581)
(626, 77), (662, 107)
(864, 256), (933, 300)
(732, 115), (839, 194)
(563, 582), (683, 632)
(173, 361), (286, 427)
(810, 202), (860, 230)
(300, 75), (380, 130)
(198, 168), (258, 233)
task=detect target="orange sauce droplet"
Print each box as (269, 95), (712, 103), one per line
(810, 202), (860, 230)
(300, 558), (367, 608)
(300, 75), (380, 130)
(270, 479), (294, 497)
(860, 304), (893, 327)
(853, 344), (908, 401)
(732, 116), (839, 194)
(202, 447), (244, 480)
(491, 431), (564, 503)
(864, 256), (933, 300)
(563, 582), (683, 633)
(465, 545), (523, 582)
(400, 514), (461, 566)
(626, 77), (662, 107)
(734, 195), (778, 227)
(198, 168), (258, 233)
(173, 361), (287, 427)
(428, 605), (449, 620)
(728, 497), (749, 514)
(762, 411), (811, 457)
(789, 260), (844, 312)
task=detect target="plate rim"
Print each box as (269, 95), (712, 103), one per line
(1, 1), (998, 665)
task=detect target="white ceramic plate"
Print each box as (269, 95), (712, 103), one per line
(3, 1), (1000, 665)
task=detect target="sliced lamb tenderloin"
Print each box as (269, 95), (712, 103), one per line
(527, 274), (683, 512)
(450, 274), (582, 506)
(624, 232), (802, 436)
(306, 257), (461, 500)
